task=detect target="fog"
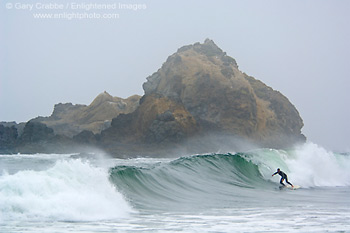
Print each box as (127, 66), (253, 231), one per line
(1, 0), (349, 151)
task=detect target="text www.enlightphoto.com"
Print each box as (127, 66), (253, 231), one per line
(5, 2), (147, 20)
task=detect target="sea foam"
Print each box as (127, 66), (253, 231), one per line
(286, 143), (350, 188)
(0, 158), (132, 222)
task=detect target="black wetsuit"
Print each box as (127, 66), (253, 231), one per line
(273, 170), (293, 186)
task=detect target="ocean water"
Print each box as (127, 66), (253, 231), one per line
(0, 142), (349, 232)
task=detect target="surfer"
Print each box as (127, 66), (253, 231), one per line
(272, 168), (294, 188)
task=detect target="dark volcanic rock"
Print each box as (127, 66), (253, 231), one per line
(16, 121), (78, 154)
(19, 121), (55, 143)
(146, 110), (185, 143)
(0, 124), (18, 153)
(73, 130), (97, 145)
(0, 121), (26, 136)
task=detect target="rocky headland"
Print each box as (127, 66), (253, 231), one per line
(32, 91), (141, 137)
(0, 93), (140, 154)
(0, 39), (305, 157)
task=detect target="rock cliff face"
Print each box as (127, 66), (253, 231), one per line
(34, 92), (141, 137)
(100, 39), (305, 155)
(101, 94), (198, 154)
(15, 121), (81, 154)
(0, 124), (18, 153)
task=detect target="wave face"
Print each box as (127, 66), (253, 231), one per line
(110, 153), (270, 210)
(109, 143), (350, 210)
(0, 159), (132, 222)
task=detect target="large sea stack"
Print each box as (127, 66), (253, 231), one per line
(100, 39), (305, 156)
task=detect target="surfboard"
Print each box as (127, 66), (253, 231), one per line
(281, 185), (301, 190)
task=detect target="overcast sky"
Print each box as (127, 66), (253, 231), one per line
(1, 0), (349, 151)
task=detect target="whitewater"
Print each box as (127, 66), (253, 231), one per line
(0, 142), (349, 232)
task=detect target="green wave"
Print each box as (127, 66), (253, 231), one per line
(109, 153), (273, 210)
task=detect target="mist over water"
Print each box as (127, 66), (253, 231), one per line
(0, 142), (349, 232)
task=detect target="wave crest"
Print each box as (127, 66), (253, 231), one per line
(0, 159), (132, 222)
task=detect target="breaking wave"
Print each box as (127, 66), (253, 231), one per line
(109, 143), (350, 209)
(0, 159), (132, 222)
